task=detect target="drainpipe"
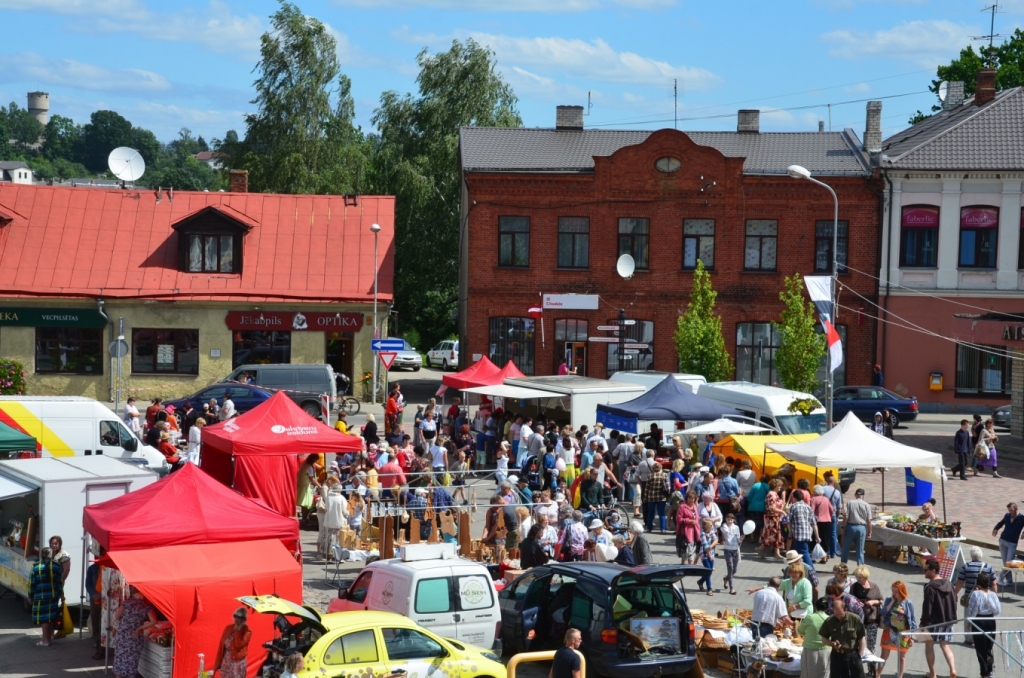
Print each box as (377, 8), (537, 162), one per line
(881, 171), (895, 379)
(97, 298), (113, 402)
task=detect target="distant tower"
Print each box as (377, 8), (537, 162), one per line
(27, 92), (49, 126)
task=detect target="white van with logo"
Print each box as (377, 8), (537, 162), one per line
(329, 543), (501, 652)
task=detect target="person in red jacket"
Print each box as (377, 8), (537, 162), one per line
(214, 608), (252, 678)
(157, 432), (183, 472)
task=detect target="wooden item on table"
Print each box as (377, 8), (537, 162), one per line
(22, 516), (36, 558)
(379, 516), (394, 560)
(425, 492), (438, 543)
(440, 509), (457, 539)
(458, 512), (472, 555)
(470, 489), (477, 513)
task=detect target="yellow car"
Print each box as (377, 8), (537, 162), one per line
(238, 595), (507, 678)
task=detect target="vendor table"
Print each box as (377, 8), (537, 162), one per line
(869, 524), (966, 579)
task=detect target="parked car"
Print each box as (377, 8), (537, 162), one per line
(163, 384), (272, 422)
(831, 386), (918, 428)
(499, 563), (705, 677)
(993, 404), (1011, 429)
(238, 595), (505, 678)
(223, 363), (337, 417)
(427, 340), (459, 370)
(390, 339), (422, 371)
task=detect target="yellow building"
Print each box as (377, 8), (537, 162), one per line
(0, 177), (394, 402)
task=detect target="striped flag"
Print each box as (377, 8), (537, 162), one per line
(804, 276), (843, 372)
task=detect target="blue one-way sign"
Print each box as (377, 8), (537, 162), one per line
(371, 339), (405, 352)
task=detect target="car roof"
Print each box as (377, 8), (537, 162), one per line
(320, 610), (422, 631)
(367, 556), (484, 575)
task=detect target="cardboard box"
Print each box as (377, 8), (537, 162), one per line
(718, 655), (736, 673)
(504, 569), (525, 584)
(699, 649), (719, 669)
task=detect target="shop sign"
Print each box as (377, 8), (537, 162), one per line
(226, 311), (363, 332)
(0, 308), (107, 328)
(542, 294), (599, 310)
(1003, 325), (1024, 341)
(901, 206), (939, 228)
(961, 207), (999, 228)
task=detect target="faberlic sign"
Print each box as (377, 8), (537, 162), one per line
(961, 207), (999, 228)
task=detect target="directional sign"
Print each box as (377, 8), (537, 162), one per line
(596, 325), (620, 331)
(378, 351), (398, 370)
(588, 336), (619, 343)
(624, 349), (640, 355)
(371, 339), (405, 352)
(623, 343), (649, 349)
(622, 320), (637, 326)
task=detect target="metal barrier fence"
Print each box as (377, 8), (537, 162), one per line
(901, 617), (1024, 671)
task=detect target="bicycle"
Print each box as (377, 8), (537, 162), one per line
(335, 373), (361, 416)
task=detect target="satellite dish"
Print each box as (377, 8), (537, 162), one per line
(616, 254), (635, 280)
(108, 147), (145, 182)
(938, 81), (948, 102)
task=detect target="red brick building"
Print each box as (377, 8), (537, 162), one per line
(457, 106), (883, 389)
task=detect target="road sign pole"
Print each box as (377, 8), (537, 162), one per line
(617, 308), (626, 375)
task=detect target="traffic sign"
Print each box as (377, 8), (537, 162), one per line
(588, 336), (618, 343)
(623, 343), (649, 349)
(622, 320), (637, 326)
(371, 339), (404, 351)
(596, 325), (620, 331)
(378, 351), (398, 370)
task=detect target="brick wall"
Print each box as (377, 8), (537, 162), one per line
(463, 129), (881, 384)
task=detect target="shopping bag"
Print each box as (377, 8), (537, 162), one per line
(55, 602), (73, 638)
(811, 542), (827, 561)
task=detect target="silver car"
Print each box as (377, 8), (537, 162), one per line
(993, 404), (1011, 429)
(389, 339), (422, 371)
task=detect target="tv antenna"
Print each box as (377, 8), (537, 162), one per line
(107, 147), (145, 186)
(584, 90), (593, 117)
(971, 3), (1005, 65)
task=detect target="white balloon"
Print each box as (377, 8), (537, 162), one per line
(555, 458), (566, 472)
(743, 520), (756, 536)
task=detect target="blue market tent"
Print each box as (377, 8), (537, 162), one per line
(595, 375), (740, 434)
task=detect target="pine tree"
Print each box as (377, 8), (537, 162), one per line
(675, 261), (733, 382)
(773, 273), (825, 393)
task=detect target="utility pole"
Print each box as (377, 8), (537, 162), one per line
(674, 79), (678, 130)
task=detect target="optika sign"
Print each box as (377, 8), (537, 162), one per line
(226, 311), (364, 331)
(270, 424), (319, 436)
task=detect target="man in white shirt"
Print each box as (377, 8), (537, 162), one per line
(586, 424), (609, 452)
(219, 393), (236, 421)
(751, 577), (790, 639)
(517, 418), (534, 467)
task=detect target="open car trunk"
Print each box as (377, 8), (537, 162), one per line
(238, 594), (327, 658)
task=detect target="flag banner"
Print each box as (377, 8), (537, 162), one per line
(804, 276), (843, 372)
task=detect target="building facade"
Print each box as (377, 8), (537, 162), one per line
(0, 176), (394, 401)
(458, 106), (883, 389)
(878, 71), (1024, 414)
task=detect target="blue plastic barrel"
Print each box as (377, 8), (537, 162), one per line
(904, 467), (933, 506)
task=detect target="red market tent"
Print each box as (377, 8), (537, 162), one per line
(492, 360), (526, 382)
(441, 356), (499, 390)
(83, 463), (299, 552)
(201, 391), (363, 517)
(105, 539), (302, 678)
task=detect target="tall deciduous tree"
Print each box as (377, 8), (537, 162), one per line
(42, 115), (81, 162)
(773, 273), (825, 394)
(229, 1), (368, 194)
(0, 102), (43, 157)
(674, 261), (733, 382)
(372, 38), (522, 347)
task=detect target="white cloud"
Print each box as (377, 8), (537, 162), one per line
(844, 82), (871, 94)
(822, 20), (976, 68)
(0, 52), (172, 92)
(134, 101), (244, 128)
(0, 0), (144, 16)
(333, 0), (674, 10)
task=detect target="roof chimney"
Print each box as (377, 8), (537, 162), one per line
(975, 68), (997, 106)
(229, 169), (248, 193)
(818, 121), (825, 133)
(737, 109), (759, 133)
(864, 100), (882, 154)
(556, 105), (584, 130)
(942, 81), (965, 110)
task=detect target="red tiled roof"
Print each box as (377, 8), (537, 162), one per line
(0, 184), (394, 303)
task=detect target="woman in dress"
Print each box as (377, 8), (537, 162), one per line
(697, 491), (723, 530)
(48, 536), (71, 584)
(214, 608), (252, 678)
(187, 417), (205, 465)
(968, 572), (1000, 678)
(978, 418), (1000, 478)
(797, 597), (831, 678)
(30, 547), (63, 646)
(878, 580), (917, 678)
(851, 565), (884, 655)
(113, 586), (157, 678)
(675, 491), (700, 564)
(122, 397), (141, 434)
(759, 478), (786, 559)
(296, 454), (321, 523)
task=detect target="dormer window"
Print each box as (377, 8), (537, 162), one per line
(172, 205), (256, 274)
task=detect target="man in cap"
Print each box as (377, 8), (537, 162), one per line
(408, 488), (431, 540)
(515, 476), (534, 505)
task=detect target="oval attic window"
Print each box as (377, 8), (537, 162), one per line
(655, 156), (681, 173)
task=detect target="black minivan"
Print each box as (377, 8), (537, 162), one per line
(499, 563), (707, 678)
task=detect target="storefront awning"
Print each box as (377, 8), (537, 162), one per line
(0, 476), (34, 501)
(462, 384), (563, 400)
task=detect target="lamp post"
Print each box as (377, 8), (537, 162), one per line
(371, 222), (381, 405)
(787, 164), (839, 430)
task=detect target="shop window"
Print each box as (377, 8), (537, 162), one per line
(735, 322), (777, 385)
(899, 205), (938, 267)
(498, 216), (530, 267)
(744, 220), (777, 271)
(131, 329), (199, 375)
(232, 331), (291, 368)
(488, 317), (535, 375)
(618, 218), (649, 270)
(955, 343), (1011, 395)
(606, 319), (654, 374)
(959, 206), (999, 268)
(557, 217), (590, 268)
(683, 219), (714, 270)
(35, 328), (103, 374)
(173, 205), (250, 274)
(814, 220), (849, 273)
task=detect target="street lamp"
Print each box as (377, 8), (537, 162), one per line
(371, 222), (381, 405)
(787, 164), (839, 430)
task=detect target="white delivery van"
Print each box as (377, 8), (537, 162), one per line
(328, 543), (502, 652)
(502, 375), (644, 432)
(0, 456), (158, 608)
(0, 397), (165, 469)
(609, 371), (707, 393)
(696, 381), (826, 435)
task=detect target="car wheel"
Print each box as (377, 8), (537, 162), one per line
(413, 366), (420, 372)
(174, 411), (183, 427)
(840, 482), (851, 494)
(888, 412), (900, 429)
(302, 402), (322, 418)
(442, 359), (449, 370)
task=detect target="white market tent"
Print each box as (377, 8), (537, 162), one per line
(679, 418), (774, 436)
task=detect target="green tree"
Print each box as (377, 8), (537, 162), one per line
(229, 1), (369, 195)
(773, 273), (825, 394)
(0, 102), (43, 156)
(77, 110), (134, 172)
(27, 156), (91, 181)
(42, 115), (81, 162)
(674, 260), (733, 382)
(371, 38), (522, 347)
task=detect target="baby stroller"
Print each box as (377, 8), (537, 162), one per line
(521, 454), (543, 492)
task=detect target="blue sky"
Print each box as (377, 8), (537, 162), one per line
(0, 0), (1020, 145)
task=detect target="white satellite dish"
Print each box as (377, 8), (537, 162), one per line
(938, 81), (948, 102)
(108, 147), (145, 182)
(616, 254), (635, 280)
